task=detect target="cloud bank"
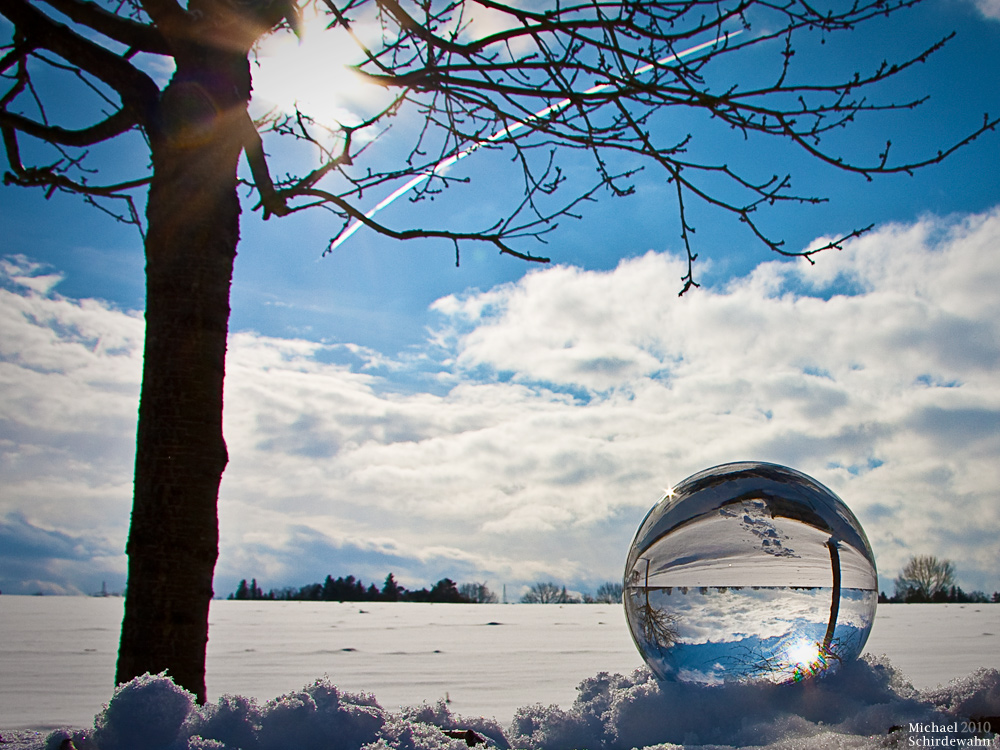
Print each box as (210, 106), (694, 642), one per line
(1, 208), (998, 597)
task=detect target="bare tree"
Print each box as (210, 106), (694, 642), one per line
(624, 560), (678, 660)
(459, 581), (498, 603)
(521, 581), (576, 603)
(594, 581), (624, 604)
(894, 555), (957, 601)
(2, 0), (996, 701)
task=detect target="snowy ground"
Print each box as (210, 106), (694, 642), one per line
(1, 598), (998, 749)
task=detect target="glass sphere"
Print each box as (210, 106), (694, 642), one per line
(624, 462), (877, 685)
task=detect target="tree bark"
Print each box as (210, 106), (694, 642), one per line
(115, 50), (250, 703)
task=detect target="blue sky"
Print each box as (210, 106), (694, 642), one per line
(2, 0), (1000, 599)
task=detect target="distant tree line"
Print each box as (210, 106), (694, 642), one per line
(879, 586), (998, 604)
(878, 555), (999, 604)
(229, 575), (626, 604)
(520, 581), (623, 604)
(228, 574), (497, 603)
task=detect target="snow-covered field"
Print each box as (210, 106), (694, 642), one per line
(1, 597), (999, 748)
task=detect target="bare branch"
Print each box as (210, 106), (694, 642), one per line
(37, 0), (168, 53)
(5, 0), (997, 289)
(0, 106), (138, 145)
(3, 127), (151, 195)
(0, 0), (159, 117)
(137, 0), (190, 40)
(311, 184), (552, 262)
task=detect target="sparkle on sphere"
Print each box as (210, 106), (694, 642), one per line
(624, 461), (878, 685)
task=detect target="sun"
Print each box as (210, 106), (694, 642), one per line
(783, 638), (836, 682)
(786, 640), (820, 668)
(250, 8), (387, 133)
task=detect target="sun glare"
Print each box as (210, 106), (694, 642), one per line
(786, 640), (820, 667)
(251, 10), (384, 133)
(784, 638), (835, 682)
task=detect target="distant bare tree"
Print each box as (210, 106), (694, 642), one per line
(521, 581), (577, 604)
(594, 582), (624, 604)
(459, 581), (498, 603)
(894, 555), (956, 601)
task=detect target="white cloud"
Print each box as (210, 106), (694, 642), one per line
(2, 209), (999, 597)
(0, 258), (142, 552)
(973, 0), (1000, 21)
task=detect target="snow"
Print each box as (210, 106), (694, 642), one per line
(1, 598), (999, 749)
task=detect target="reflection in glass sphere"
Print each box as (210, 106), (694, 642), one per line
(624, 462), (877, 685)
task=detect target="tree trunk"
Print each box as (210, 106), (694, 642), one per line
(823, 539), (842, 652)
(116, 53), (249, 703)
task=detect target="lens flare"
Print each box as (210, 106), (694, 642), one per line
(785, 639), (838, 682)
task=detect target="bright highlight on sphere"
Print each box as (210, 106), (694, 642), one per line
(624, 461), (878, 685)
(786, 639), (820, 668)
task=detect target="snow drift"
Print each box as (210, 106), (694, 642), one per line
(44, 656), (1000, 750)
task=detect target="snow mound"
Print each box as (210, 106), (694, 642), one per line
(92, 674), (194, 750)
(45, 658), (1000, 750)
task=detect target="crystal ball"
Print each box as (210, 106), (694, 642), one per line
(624, 461), (877, 685)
